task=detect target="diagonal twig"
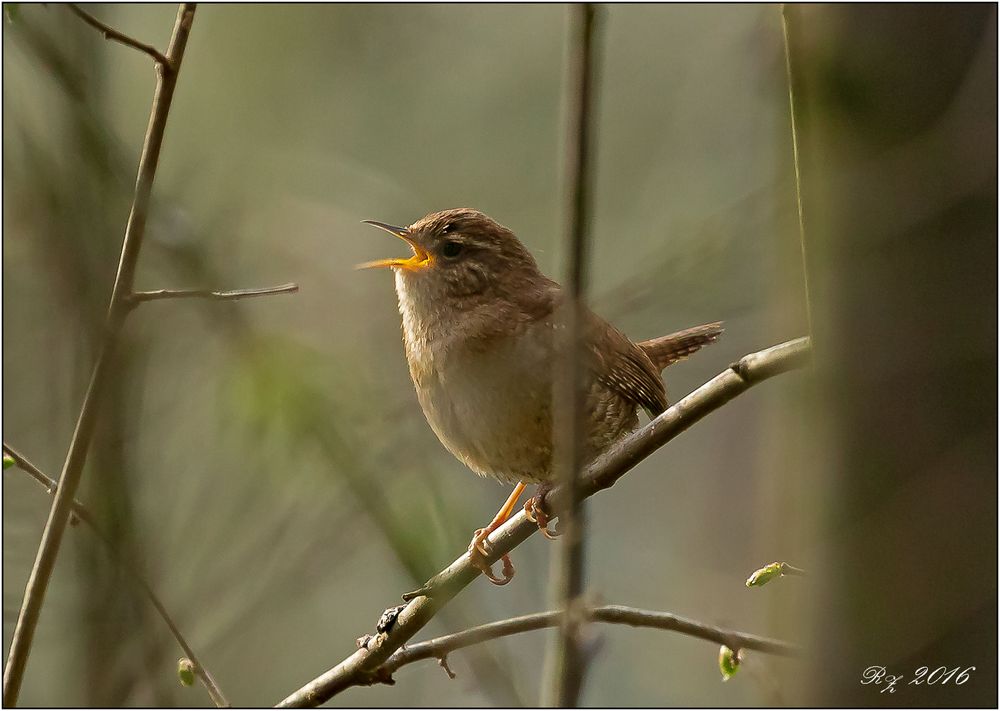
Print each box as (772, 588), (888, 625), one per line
(275, 336), (811, 708)
(2, 443), (229, 707)
(129, 283), (299, 305)
(3, 6), (198, 704)
(380, 605), (800, 681)
(67, 4), (171, 68)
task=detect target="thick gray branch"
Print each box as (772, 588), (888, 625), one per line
(275, 336), (811, 708)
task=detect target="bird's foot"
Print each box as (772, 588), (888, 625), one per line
(524, 487), (561, 539)
(468, 527), (515, 585)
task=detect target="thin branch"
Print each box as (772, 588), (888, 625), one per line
(129, 283), (299, 304)
(3, 445), (58, 496)
(2, 443), (229, 707)
(381, 605), (799, 679)
(780, 5), (813, 340)
(67, 4), (171, 68)
(3, 5), (197, 705)
(547, 3), (600, 707)
(275, 336), (811, 708)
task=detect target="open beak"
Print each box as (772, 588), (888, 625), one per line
(356, 220), (432, 270)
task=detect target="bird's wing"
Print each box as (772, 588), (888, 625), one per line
(587, 314), (670, 417)
(514, 283), (669, 417)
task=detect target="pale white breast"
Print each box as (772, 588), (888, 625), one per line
(395, 271), (554, 484)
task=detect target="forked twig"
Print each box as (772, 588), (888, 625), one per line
(68, 4), (171, 67)
(3, 6), (197, 705)
(2, 443), (229, 707)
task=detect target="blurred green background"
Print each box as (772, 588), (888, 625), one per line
(2, 4), (995, 707)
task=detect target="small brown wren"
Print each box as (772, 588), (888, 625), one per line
(360, 208), (722, 584)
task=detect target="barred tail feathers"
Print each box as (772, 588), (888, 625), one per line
(637, 322), (724, 372)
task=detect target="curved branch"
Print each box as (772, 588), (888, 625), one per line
(275, 336), (812, 708)
(382, 605), (799, 679)
(2, 443), (229, 708)
(67, 4), (171, 67)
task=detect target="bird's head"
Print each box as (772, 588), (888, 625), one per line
(358, 208), (544, 307)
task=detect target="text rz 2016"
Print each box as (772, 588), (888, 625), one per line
(861, 665), (976, 694)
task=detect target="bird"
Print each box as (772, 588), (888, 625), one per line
(359, 208), (722, 584)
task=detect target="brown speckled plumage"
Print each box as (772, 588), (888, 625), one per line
(364, 208), (723, 486)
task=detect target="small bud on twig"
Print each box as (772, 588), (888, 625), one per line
(718, 645), (741, 681)
(177, 658), (196, 687)
(745, 561), (806, 588)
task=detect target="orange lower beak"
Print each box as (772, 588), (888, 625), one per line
(357, 220), (432, 271)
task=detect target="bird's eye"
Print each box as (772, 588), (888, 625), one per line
(441, 240), (463, 259)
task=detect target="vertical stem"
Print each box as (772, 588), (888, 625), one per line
(2, 6), (197, 705)
(544, 3), (599, 707)
(780, 4), (813, 340)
